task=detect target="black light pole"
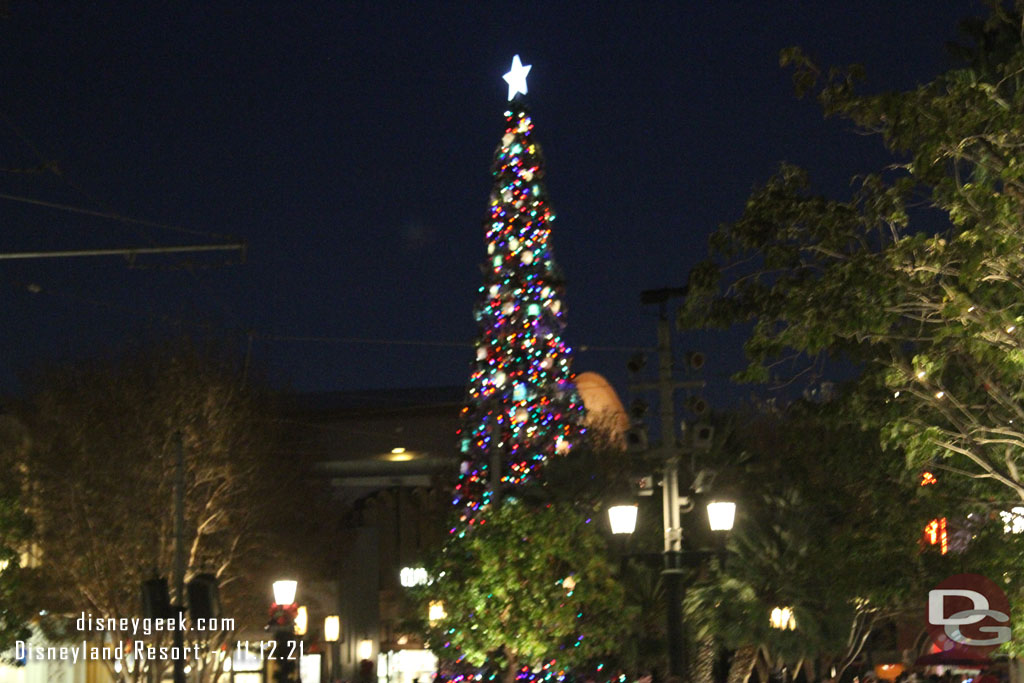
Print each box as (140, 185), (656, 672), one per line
(638, 288), (691, 678)
(624, 288), (735, 680)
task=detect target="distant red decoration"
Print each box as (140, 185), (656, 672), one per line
(924, 518), (948, 554)
(921, 471), (937, 486)
(268, 602), (299, 626)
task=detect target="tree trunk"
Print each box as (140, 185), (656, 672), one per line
(728, 645), (759, 683)
(692, 636), (717, 683)
(800, 658), (815, 683)
(502, 647), (519, 683)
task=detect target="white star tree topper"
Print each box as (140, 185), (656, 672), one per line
(503, 54), (531, 101)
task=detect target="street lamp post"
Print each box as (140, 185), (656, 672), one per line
(270, 580), (299, 683)
(324, 616), (341, 683)
(617, 288), (737, 679)
(608, 490), (735, 678)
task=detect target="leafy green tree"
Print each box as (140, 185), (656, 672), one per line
(423, 498), (634, 683)
(682, 3), (1024, 506)
(679, 4), (1024, 654)
(683, 403), (953, 682)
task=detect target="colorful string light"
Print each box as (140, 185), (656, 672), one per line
(453, 98), (585, 524)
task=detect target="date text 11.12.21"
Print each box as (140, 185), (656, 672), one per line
(236, 641), (304, 661)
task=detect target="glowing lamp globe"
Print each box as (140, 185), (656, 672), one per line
(707, 501), (736, 531)
(272, 580), (297, 606)
(875, 664), (905, 681)
(294, 605), (308, 636)
(607, 504), (638, 535)
(428, 600), (447, 624)
(770, 606), (796, 631)
(324, 615), (341, 643)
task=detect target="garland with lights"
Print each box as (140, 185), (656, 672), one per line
(453, 94), (585, 528)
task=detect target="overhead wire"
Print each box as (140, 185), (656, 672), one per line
(0, 112), (659, 387)
(0, 191), (240, 242)
(0, 107), (250, 331)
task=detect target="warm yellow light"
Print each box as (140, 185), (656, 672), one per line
(707, 501), (736, 531)
(391, 447), (406, 454)
(324, 615), (340, 643)
(607, 504), (638, 534)
(272, 580), (297, 605)
(294, 605), (308, 636)
(388, 452), (414, 461)
(357, 639), (373, 661)
(917, 370), (926, 379)
(769, 606), (796, 630)
(428, 600), (446, 624)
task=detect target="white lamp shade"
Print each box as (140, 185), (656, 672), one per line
(357, 639), (373, 661)
(770, 606), (796, 630)
(273, 579), (298, 605)
(400, 567), (429, 587)
(706, 501), (736, 531)
(294, 605), (308, 636)
(324, 615), (340, 642)
(608, 504), (638, 534)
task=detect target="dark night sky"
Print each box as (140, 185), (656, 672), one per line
(0, 3), (983, 402)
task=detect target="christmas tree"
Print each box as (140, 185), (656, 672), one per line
(454, 55), (585, 526)
(424, 56), (629, 683)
